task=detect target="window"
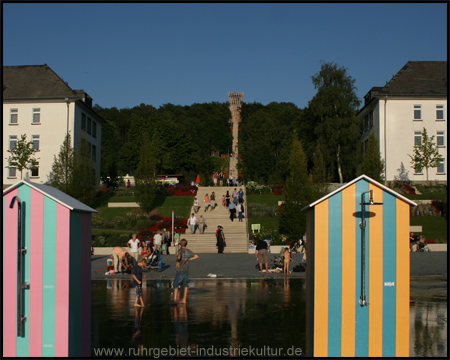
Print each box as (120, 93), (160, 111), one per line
(93, 121), (97, 138)
(31, 162), (39, 177)
(437, 131), (445, 147)
(414, 131), (422, 146)
(436, 105), (444, 120)
(364, 115), (369, 132)
(87, 117), (92, 135)
(10, 109), (18, 124)
(437, 159), (445, 174)
(32, 108), (40, 124)
(369, 110), (374, 128)
(32, 135), (40, 150)
(92, 144), (97, 161)
(414, 105), (422, 120)
(81, 113), (86, 130)
(9, 135), (17, 150)
(8, 167), (16, 178)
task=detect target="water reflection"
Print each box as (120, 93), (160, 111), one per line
(92, 278), (306, 356)
(410, 299), (447, 357)
(92, 278), (445, 357)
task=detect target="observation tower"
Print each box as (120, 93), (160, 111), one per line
(228, 92), (244, 177)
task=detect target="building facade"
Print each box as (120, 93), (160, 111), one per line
(358, 61), (447, 184)
(3, 64), (104, 186)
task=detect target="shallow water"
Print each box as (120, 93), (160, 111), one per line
(91, 278), (446, 357)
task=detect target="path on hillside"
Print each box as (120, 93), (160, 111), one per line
(181, 186), (248, 253)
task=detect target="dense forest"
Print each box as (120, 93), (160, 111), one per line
(95, 62), (364, 185)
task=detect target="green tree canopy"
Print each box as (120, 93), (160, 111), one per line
(303, 61), (362, 183)
(134, 133), (158, 213)
(408, 127), (443, 184)
(6, 134), (39, 179)
(359, 133), (385, 183)
(279, 134), (314, 239)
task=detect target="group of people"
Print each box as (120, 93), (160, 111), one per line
(187, 213), (207, 234)
(212, 171), (238, 187)
(111, 235), (200, 305)
(224, 188), (245, 222)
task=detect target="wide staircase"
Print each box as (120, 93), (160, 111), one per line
(181, 186), (248, 253)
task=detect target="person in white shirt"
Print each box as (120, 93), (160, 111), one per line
(153, 231), (163, 251)
(188, 213), (198, 234)
(127, 234), (140, 263)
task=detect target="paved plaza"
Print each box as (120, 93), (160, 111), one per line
(91, 251), (447, 281)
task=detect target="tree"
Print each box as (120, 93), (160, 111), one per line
(279, 135), (314, 240)
(70, 135), (97, 204)
(312, 141), (330, 200)
(134, 134), (158, 213)
(6, 134), (39, 179)
(50, 133), (74, 193)
(50, 134), (96, 205)
(304, 61), (362, 183)
(359, 133), (385, 183)
(408, 127), (443, 184)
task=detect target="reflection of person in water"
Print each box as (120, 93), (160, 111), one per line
(255, 279), (269, 306)
(173, 304), (189, 349)
(132, 306), (144, 354)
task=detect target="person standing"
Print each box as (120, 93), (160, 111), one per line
(132, 259), (147, 307)
(210, 192), (216, 211)
(255, 239), (269, 273)
(188, 213), (198, 234)
(238, 188), (244, 203)
(173, 239), (199, 304)
(225, 191), (230, 207)
(213, 172), (218, 186)
(219, 172), (224, 186)
(232, 188), (238, 205)
(283, 247), (293, 274)
(193, 197), (200, 213)
(228, 201), (236, 222)
(204, 193), (210, 212)
(153, 231), (163, 251)
(237, 202), (243, 222)
(216, 226), (226, 253)
(198, 215), (206, 234)
(127, 234), (140, 263)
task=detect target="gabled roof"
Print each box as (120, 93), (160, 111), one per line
(3, 64), (82, 99)
(377, 61), (447, 96)
(3, 180), (97, 213)
(301, 174), (417, 211)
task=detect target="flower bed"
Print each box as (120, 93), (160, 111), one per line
(137, 216), (188, 239)
(166, 184), (198, 196)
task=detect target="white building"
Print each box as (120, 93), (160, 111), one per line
(3, 64), (104, 186)
(358, 61), (447, 184)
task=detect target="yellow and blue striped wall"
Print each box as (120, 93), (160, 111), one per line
(303, 175), (416, 357)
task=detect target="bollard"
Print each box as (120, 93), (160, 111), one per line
(302, 175), (416, 357)
(3, 180), (96, 357)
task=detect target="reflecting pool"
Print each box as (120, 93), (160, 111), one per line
(91, 278), (446, 357)
(92, 278), (306, 357)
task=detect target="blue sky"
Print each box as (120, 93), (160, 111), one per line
(3, 3), (447, 110)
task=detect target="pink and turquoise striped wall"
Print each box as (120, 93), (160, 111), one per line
(3, 183), (91, 357)
(305, 177), (412, 357)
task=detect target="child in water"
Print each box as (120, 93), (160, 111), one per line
(283, 247), (293, 274)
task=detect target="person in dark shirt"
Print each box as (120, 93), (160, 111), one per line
(255, 239), (269, 273)
(132, 259), (147, 307)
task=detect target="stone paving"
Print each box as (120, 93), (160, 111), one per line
(91, 251), (447, 281)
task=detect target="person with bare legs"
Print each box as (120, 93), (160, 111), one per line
(173, 239), (199, 304)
